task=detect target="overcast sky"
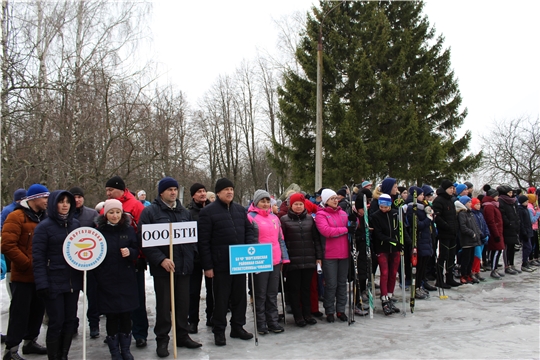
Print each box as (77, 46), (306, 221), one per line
(149, 0), (539, 149)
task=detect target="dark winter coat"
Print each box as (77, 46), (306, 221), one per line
(432, 188), (458, 242)
(33, 190), (83, 297)
(498, 195), (520, 245)
(354, 208), (369, 280)
(197, 196), (255, 273)
(371, 208), (406, 254)
(455, 202), (482, 248)
(188, 198), (211, 222)
(93, 214), (139, 313)
(280, 209), (322, 271)
(405, 199), (434, 257)
(139, 198), (197, 277)
(481, 196), (505, 251)
(1, 203), (47, 283)
(471, 209), (490, 241)
(517, 204), (534, 240)
(73, 205), (98, 227)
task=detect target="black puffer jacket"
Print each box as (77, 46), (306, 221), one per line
(280, 209), (322, 271)
(32, 190), (82, 297)
(198, 197), (255, 273)
(93, 214), (139, 313)
(139, 198), (197, 277)
(517, 204), (533, 240)
(406, 199), (434, 257)
(371, 209), (404, 254)
(432, 188), (457, 241)
(498, 195), (520, 245)
(455, 202), (482, 248)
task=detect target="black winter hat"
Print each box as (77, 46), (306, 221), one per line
(464, 181), (474, 189)
(336, 189), (347, 197)
(496, 185), (512, 196)
(105, 176), (125, 191)
(190, 183), (206, 197)
(486, 189), (498, 198)
(441, 179), (454, 190)
(215, 178), (234, 194)
(69, 187), (85, 197)
(518, 195), (529, 205)
(158, 177), (179, 195)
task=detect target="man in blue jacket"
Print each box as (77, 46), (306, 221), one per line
(198, 178), (255, 346)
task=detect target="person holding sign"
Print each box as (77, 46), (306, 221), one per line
(139, 177), (201, 358)
(93, 199), (139, 360)
(247, 189), (290, 335)
(32, 190), (82, 360)
(198, 178), (255, 347)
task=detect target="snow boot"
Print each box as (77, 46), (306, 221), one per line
(118, 333), (134, 360)
(59, 332), (73, 360)
(3, 346), (25, 360)
(381, 298), (393, 316)
(446, 274), (462, 287)
(105, 335), (122, 360)
(490, 270), (502, 280)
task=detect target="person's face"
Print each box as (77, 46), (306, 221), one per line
(401, 190), (408, 199)
(217, 187), (234, 204)
(445, 186), (455, 196)
(417, 193), (424, 202)
(390, 183), (398, 195)
(106, 187), (124, 199)
(193, 188), (207, 204)
(57, 197), (71, 215)
(256, 198), (271, 211)
(459, 189), (468, 196)
(291, 201), (305, 214)
(74, 195), (84, 209)
(474, 202), (481, 211)
(160, 187), (178, 205)
(380, 204), (391, 213)
(208, 194), (216, 202)
(106, 208), (122, 224)
(30, 197), (48, 212)
(138, 193), (146, 201)
(425, 194), (434, 202)
(465, 201), (472, 210)
(272, 204), (279, 214)
(325, 196), (339, 209)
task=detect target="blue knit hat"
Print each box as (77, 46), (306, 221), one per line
(378, 194), (393, 207)
(26, 184), (50, 200)
(421, 185), (434, 196)
(456, 184), (467, 195)
(158, 177), (179, 195)
(13, 188), (27, 201)
(381, 177), (396, 195)
(459, 196), (472, 205)
(408, 186), (423, 196)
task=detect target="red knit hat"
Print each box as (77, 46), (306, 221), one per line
(289, 192), (305, 205)
(471, 198), (481, 208)
(528, 187), (536, 194)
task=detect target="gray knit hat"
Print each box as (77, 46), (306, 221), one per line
(253, 189), (271, 206)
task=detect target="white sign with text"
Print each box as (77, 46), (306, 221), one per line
(141, 221), (198, 247)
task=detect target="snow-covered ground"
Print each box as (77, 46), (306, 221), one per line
(1, 258), (539, 359)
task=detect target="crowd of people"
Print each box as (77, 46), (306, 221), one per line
(1, 176), (539, 360)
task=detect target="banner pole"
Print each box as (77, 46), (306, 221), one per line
(170, 223), (177, 359)
(83, 270), (87, 360)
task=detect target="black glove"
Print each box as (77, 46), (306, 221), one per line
(393, 242), (403, 252)
(348, 224), (356, 236)
(136, 258), (147, 272)
(37, 288), (49, 299)
(348, 212), (357, 222)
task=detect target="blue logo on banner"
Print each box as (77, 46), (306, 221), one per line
(229, 244), (273, 275)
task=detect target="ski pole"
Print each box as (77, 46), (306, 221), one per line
(280, 270), (287, 325)
(251, 274), (259, 345)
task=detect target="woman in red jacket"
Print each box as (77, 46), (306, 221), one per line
(481, 189), (505, 279)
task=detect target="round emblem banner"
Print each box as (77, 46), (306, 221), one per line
(63, 227), (107, 271)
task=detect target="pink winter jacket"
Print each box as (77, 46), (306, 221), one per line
(315, 206), (349, 260)
(528, 203), (539, 231)
(247, 204), (290, 266)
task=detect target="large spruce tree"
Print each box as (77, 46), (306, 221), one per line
(274, 1), (481, 191)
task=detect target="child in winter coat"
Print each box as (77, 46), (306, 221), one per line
(93, 199), (139, 360)
(471, 198), (490, 281)
(517, 195), (538, 272)
(248, 190), (290, 335)
(526, 193), (540, 266)
(370, 194), (406, 316)
(455, 196), (482, 284)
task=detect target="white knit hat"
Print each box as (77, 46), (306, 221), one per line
(321, 189), (337, 206)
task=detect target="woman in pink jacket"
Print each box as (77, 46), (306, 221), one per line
(248, 190), (290, 335)
(314, 189), (355, 323)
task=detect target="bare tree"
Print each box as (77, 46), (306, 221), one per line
(479, 116), (540, 189)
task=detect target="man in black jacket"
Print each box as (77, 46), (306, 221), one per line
(198, 178), (255, 346)
(139, 177), (201, 358)
(432, 180), (461, 287)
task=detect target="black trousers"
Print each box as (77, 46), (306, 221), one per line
(45, 291), (80, 341)
(286, 268), (314, 320)
(86, 270), (100, 328)
(437, 236), (457, 275)
(131, 268), (149, 341)
(188, 261), (213, 325)
(5, 282), (45, 348)
(460, 247), (474, 277)
(153, 274), (190, 341)
(105, 312), (131, 336)
(211, 272), (247, 334)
